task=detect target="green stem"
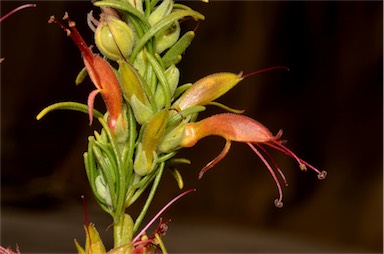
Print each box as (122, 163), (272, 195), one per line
(113, 213), (134, 248)
(155, 233), (168, 254)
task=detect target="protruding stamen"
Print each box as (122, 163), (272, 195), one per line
(63, 12), (69, 20)
(81, 195), (89, 226)
(269, 141), (325, 178)
(87, 11), (98, 32)
(248, 143), (284, 208)
(68, 21), (76, 28)
(255, 143), (288, 186)
(270, 142), (304, 167)
(0, 4), (36, 23)
(242, 66), (290, 79)
(299, 163), (307, 171)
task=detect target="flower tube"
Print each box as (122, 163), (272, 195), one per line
(179, 113), (327, 207)
(49, 13), (123, 131)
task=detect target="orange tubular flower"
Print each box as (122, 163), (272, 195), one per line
(49, 13), (122, 130)
(179, 113), (327, 207)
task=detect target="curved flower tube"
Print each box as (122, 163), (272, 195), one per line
(48, 13), (122, 130)
(179, 113), (327, 207)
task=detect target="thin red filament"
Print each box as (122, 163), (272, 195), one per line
(248, 143), (284, 208)
(242, 66), (290, 79)
(133, 189), (196, 243)
(0, 4), (36, 23)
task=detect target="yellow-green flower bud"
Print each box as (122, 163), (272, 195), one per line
(155, 22), (180, 54)
(109, 105), (129, 144)
(158, 123), (185, 153)
(118, 60), (153, 124)
(74, 223), (106, 254)
(134, 110), (169, 176)
(155, 64), (180, 108)
(95, 175), (112, 207)
(95, 14), (135, 61)
(174, 72), (243, 110)
(148, 0), (173, 25)
(128, 0), (144, 14)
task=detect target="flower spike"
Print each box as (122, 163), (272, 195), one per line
(179, 113), (327, 207)
(48, 13), (123, 130)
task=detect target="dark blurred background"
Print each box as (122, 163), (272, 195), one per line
(1, 1), (382, 253)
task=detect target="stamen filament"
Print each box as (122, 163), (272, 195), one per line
(248, 143), (284, 208)
(268, 141), (327, 179)
(255, 143), (288, 186)
(242, 66), (289, 79)
(0, 4), (36, 22)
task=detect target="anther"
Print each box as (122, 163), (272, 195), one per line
(274, 199), (283, 208)
(48, 15), (55, 24)
(317, 170), (327, 180)
(299, 163), (307, 171)
(63, 12), (69, 20)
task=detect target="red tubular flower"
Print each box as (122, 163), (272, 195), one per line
(179, 113), (327, 207)
(48, 13), (122, 130)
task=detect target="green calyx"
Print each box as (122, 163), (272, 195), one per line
(95, 13), (135, 61)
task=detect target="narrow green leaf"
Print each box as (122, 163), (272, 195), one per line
(130, 9), (204, 63)
(75, 67), (88, 85)
(36, 101), (103, 120)
(169, 167), (184, 189)
(162, 31), (195, 68)
(208, 101), (245, 114)
(145, 51), (171, 107)
(94, 0), (150, 27)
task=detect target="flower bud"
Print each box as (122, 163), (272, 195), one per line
(106, 105), (129, 144)
(174, 72), (243, 110)
(95, 174), (113, 207)
(162, 31), (195, 68)
(155, 65), (180, 108)
(158, 123), (185, 153)
(74, 223), (106, 254)
(155, 22), (180, 54)
(118, 60), (153, 124)
(128, 0), (144, 14)
(95, 14), (135, 61)
(148, 0), (173, 25)
(134, 110), (169, 176)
